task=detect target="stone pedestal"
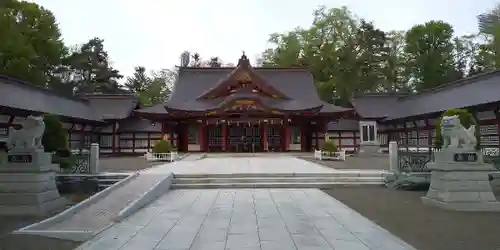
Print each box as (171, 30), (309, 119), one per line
(421, 149), (500, 212)
(0, 149), (66, 216)
(357, 142), (381, 157)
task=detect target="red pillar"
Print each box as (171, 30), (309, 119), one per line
(222, 122), (228, 151)
(199, 122), (206, 152)
(262, 122), (268, 151)
(161, 123), (168, 140)
(315, 120), (319, 150)
(169, 124), (175, 147)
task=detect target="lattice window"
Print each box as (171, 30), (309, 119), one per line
(268, 125), (281, 147)
(119, 139), (133, 148)
(480, 125), (498, 135)
(84, 135), (91, 147)
(135, 139), (148, 147)
(480, 136), (500, 146)
(188, 124), (199, 144)
(208, 125), (222, 146)
(100, 135), (112, 147)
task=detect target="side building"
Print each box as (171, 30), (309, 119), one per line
(347, 70), (500, 156)
(0, 75), (162, 155)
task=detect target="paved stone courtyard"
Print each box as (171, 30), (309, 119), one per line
(146, 156), (385, 175)
(77, 189), (415, 250)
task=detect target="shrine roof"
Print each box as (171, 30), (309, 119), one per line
(164, 67), (346, 113)
(0, 75), (101, 122)
(352, 69), (500, 121)
(78, 94), (140, 120)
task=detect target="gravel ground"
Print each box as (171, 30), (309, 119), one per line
(324, 187), (500, 250)
(301, 155), (389, 170)
(0, 214), (81, 250)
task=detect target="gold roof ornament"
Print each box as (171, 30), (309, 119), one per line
(236, 70), (252, 82)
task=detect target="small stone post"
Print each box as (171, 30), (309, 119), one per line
(388, 141), (399, 173)
(89, 143), (99, 174)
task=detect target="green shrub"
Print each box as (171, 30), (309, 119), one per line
(42, 115), (69, 153)
(57, 156), (74, 169)
(55, 148), (71, 157)
(322, 140), (338, 152)
(435, 108), (480, 149)
(152, 140), (172, 153)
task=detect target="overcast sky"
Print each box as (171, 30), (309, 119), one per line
(32, 0), (497, 78)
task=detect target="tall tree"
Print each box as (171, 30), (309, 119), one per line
(453, 35), (482, 77)
(477, 4), (500, 70)
(0, 0), (65, 86)
(190, 53), (202, 67)
(381, 30), (412, 92)
(125, 67), (175, 107)
(207, 57), (222, 68)
(261, 6), (391, 105)
(63, 38), (124, 94)
(404, 21), (456, 91)
(125, 66), (149, 93)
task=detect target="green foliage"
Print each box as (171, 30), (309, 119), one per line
(0, 1), (65, 87)
(152, 140), (172, 153)
(322, 140), (339, 152)
(42, 115), (68, 153)
(435, 108), (480, 149)
(52, 154), (75, 169)
(404, 21), (457, 91)
(126, 67), (175, 107)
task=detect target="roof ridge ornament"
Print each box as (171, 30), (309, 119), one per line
(238, 51), (250, 67)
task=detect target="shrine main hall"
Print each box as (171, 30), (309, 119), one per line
(134, 54), (355, 153)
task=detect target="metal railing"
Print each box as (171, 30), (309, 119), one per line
(397, 149), (434, 173)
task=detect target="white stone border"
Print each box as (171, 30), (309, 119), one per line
(13, 171), (140, 242)
(114, 172), (174, 222)
(314, 149), (346, 161)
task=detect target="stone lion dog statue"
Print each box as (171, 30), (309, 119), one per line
(7, 115), (45, 151)
(440, 115), (476, 150)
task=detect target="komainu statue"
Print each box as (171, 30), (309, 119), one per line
(7, 116), (45, 151)
(440, 115), (476, 150)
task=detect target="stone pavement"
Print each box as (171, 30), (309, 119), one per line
(146, 157), (384, 175)
(76, 189), (416, 250)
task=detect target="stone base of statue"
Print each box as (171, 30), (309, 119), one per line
(357, 142), (381, 157)
(421, 148), (500, 212)
(0, 148), (66, 216)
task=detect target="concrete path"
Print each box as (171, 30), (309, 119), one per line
(47, 173), (166, 232)
(147, 157), (385, 175)
(76, 189), (416, 250)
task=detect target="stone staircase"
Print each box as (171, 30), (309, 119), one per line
(171, 171), (386, 189)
